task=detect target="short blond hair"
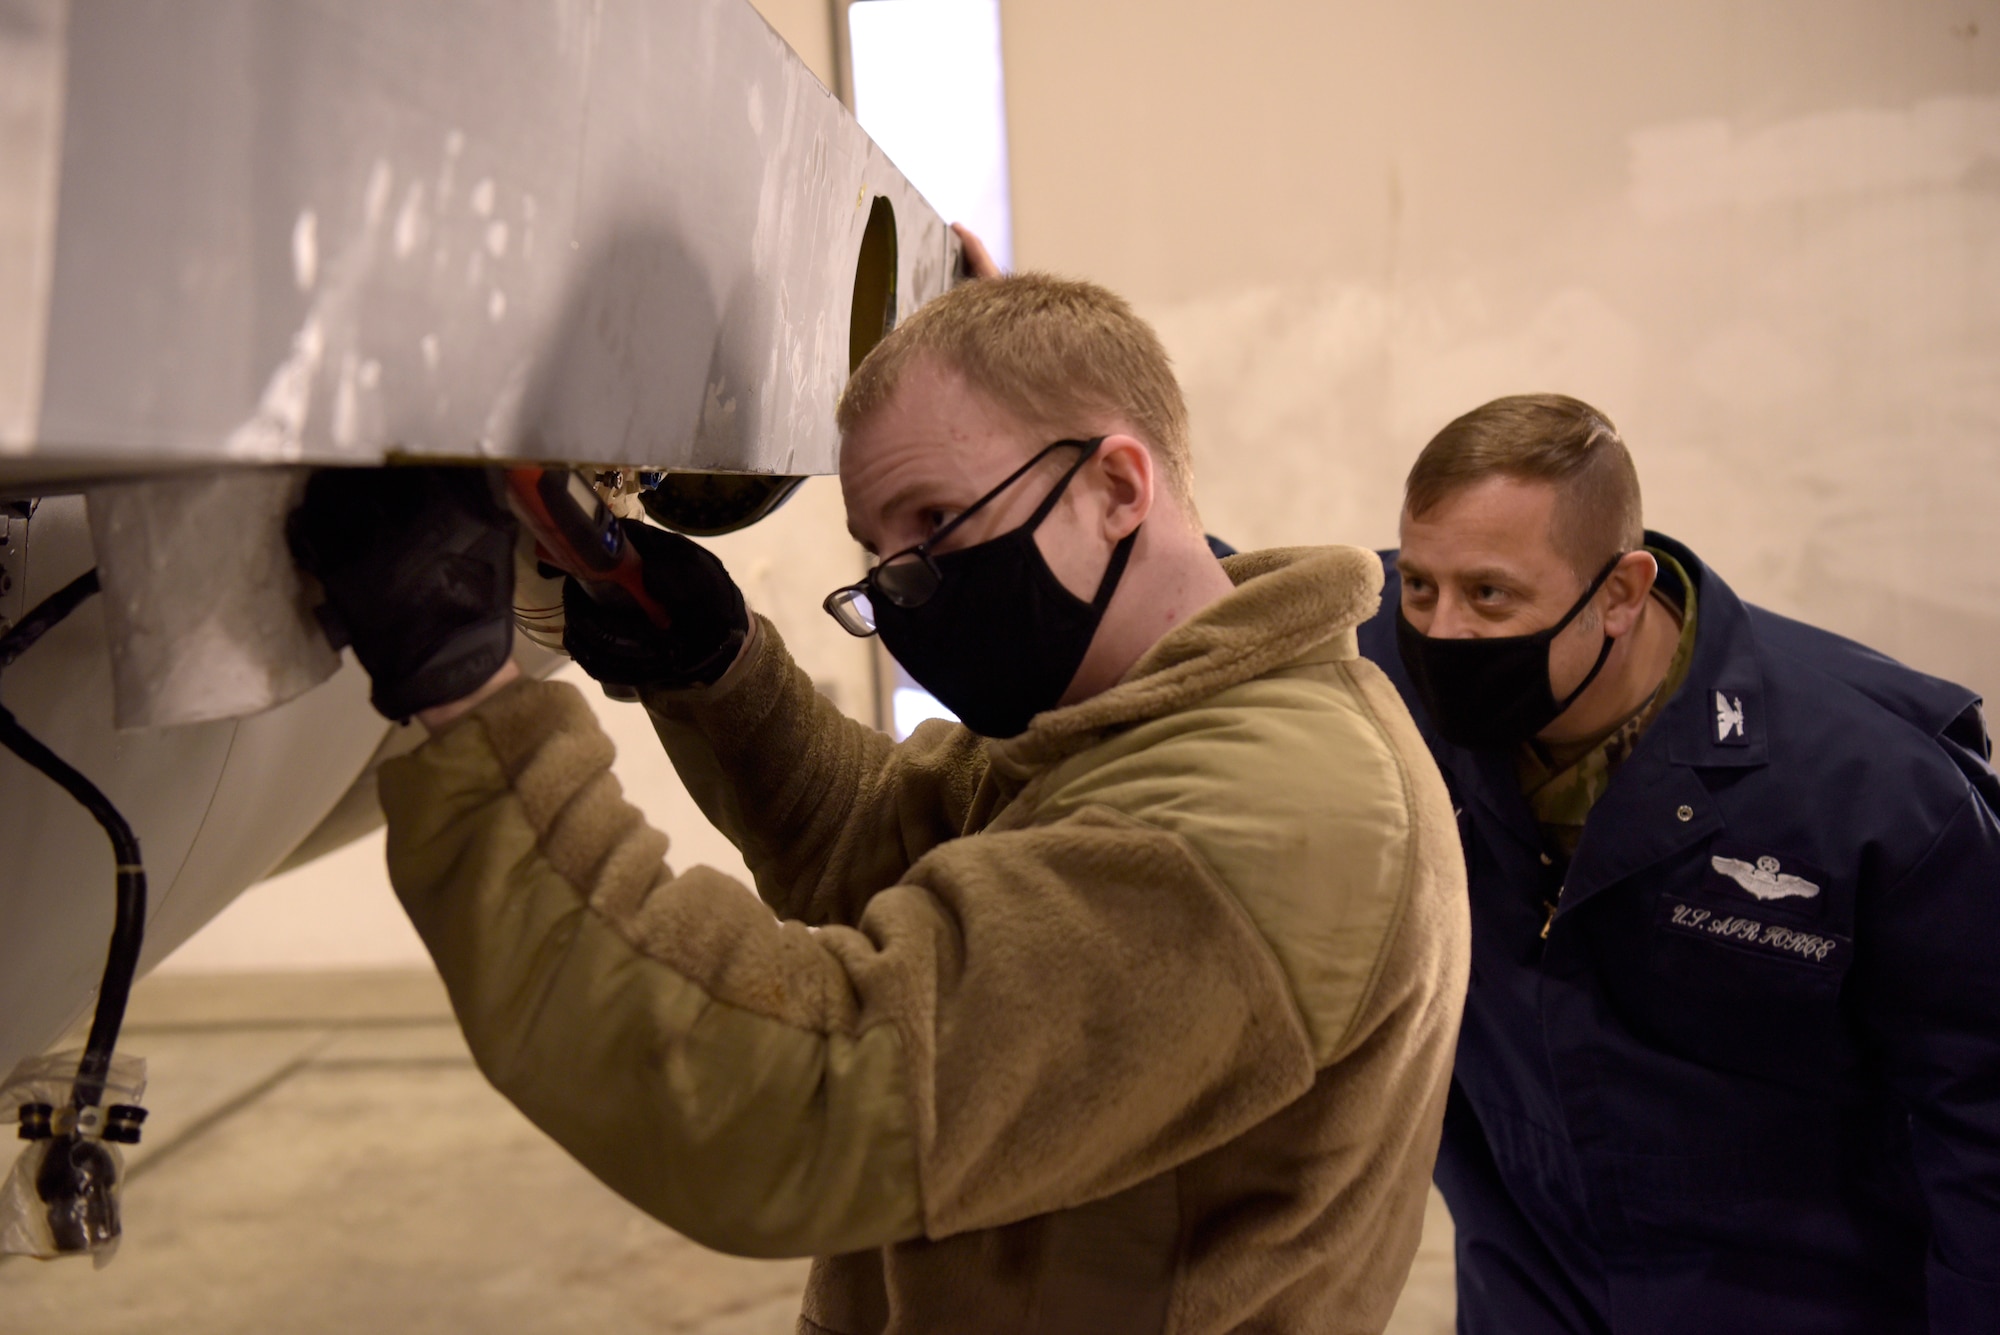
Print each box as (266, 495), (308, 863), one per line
(1405, 393), (1643, 576)
(837, 273), (1197, 506)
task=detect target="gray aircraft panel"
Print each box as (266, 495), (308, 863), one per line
(2, 0), (953, 488)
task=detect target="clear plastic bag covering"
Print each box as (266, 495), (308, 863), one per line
(0, 1049), (146, 1265)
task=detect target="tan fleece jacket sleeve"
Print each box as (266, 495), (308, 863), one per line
(641, 615), (992, 927)
(379, 676), (1317, 1256)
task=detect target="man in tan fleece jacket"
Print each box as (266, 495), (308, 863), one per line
(291, 274), (1468, 1333)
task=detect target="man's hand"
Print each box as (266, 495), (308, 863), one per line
(561, 520), (749, 691)
(953, 222), (1004, 280)
(288, 466), (518, 721)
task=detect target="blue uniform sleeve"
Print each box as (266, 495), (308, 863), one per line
(1861, 790), (2000, 1330)
(1937, 702), (2000, 817)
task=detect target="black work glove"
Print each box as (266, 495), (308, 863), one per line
(561, 520), (748, 690)
(287, 467), (517, 720)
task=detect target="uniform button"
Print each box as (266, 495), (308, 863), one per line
(1539, 853), (1553, 866)
(1676, 804), (1694, 822)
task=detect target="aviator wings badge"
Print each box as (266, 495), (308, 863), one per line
(1711, 854), (1820, 902)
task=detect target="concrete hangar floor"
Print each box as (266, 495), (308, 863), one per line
(0, 968), (1457, 1334)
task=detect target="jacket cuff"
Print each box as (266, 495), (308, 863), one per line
(639, 613), (795, 734)
(451, 675), (614, 790)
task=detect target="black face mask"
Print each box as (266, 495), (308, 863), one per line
(1395, 557), (1621, 751)
(855, 440), (1139, 739)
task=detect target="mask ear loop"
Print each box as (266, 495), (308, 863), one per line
(1015, 437), (1106, 533)
(1014, 438), (1137, 613)
(1088, 525), (1142, 613)
(1548, 554), (1626, 713)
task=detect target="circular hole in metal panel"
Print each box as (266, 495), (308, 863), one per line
(850, 196), (899, 374)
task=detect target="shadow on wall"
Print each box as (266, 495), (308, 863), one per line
(1151, 95), (2000, 706)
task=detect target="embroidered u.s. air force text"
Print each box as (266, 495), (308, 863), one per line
(1659, 896), (1846, 967)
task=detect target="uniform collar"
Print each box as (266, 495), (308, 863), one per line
(1645, 532), (1770, 771)
(1537, 533), (1749, 923)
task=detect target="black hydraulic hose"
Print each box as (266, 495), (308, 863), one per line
(0, 568), (101, 671)
(0, 568), (144, 1109)
(0, 710), (144, 1104)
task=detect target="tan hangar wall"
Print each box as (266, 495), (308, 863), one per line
(1000, 0), (2000, 705)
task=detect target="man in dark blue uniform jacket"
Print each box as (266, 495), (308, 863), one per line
(1354, 393), (2000, 1334)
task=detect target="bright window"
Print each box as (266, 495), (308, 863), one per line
(892, 684), (959, 738)
(848, 0), (1012, 735)
(848, 0), (1014, 269)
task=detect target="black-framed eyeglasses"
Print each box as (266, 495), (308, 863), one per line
(823, 437), (1104, 637)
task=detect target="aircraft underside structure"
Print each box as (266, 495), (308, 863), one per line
(0, 0), (957, 1081)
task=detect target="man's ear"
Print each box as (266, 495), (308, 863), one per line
(1095, 434), (1155, 539)
(1601, 549), (1659, 637)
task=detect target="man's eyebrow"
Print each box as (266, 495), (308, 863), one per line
(1394, 558), (1520, 587)
(1394, 556), (1440, 582)
(1452, 565), (1522, 587)
(848, 477), (945, 553)
(879, 478), (939, 522)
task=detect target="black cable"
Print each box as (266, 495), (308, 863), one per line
(0, 568), (144, 1108)
(0, 568), (101, 671)
(0, 566), (149, 1253)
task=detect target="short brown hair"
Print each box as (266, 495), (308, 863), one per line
(837, 273), (1197, 507)
(1405, 394), (1643, 574)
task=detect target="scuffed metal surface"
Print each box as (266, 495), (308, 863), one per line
(0, 0), (961, 723)
(85, 470), (339, 728)
(1, 0), (955, 485)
